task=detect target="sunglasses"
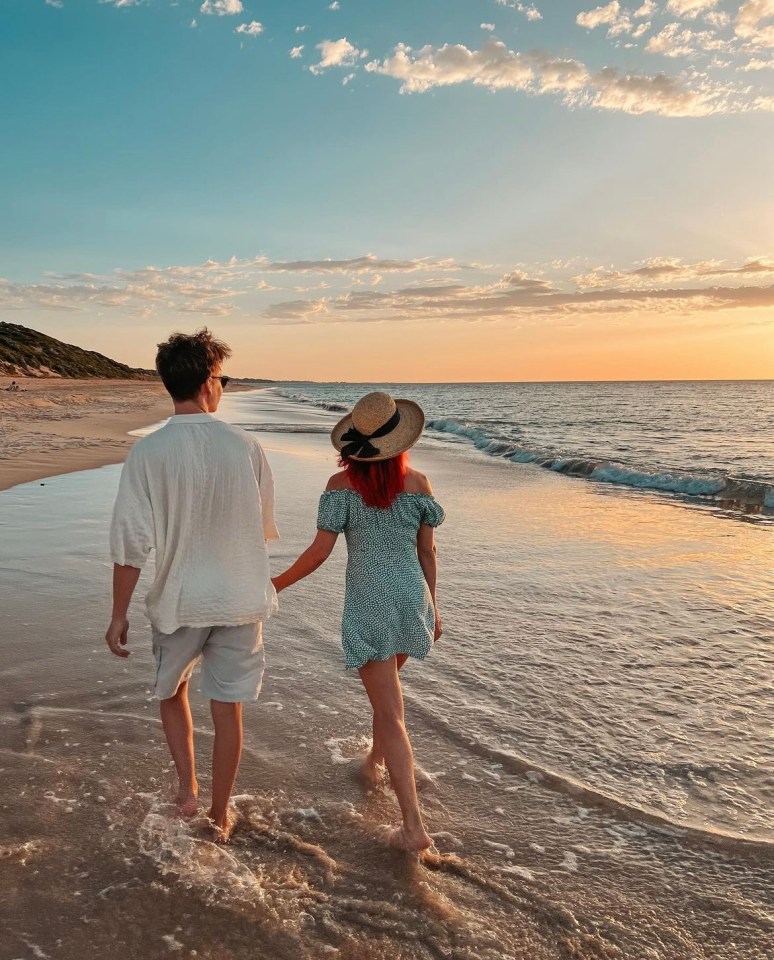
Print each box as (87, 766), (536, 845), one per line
(211, 375), (231, 388)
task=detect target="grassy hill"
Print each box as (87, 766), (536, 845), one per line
(0, 323), (155, 380)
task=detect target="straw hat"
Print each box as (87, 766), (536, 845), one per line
(331, 391), (425, 462)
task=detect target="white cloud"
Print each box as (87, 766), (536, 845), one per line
(295, 24), (308, 33)
(329, 1), (340, 8)
(98, 0), (142, 6)
(736, 0), (774, 46)
(573, 257), (774, 288)
(666, 0), (718, 19)
(741, 57), (774, 70)
(200, 0), (243, 16)
(342, 73), (355, 85)
(290, 45), (304, 58)
(577, 2), (621, 30)
(481, 23), (496, 32)
(310, 38), (367, 74)
(496, 1), (542, 20)
(635, 1), (657, 15)
(190, 18), (197, 28)
(235, 21), (264, 37)
(45, 0), (64, 8)
(704, 11), (730, 27)
(364, 39), (729, 116)
(646, 22), (731, 57)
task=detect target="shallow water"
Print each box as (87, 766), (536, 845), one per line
(1, 390), (773, 960)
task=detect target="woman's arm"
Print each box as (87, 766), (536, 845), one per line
(417, 524), (442, 640)
(272, 529), (338, 593)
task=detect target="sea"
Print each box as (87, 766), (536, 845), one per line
(0, 380), (772, 960)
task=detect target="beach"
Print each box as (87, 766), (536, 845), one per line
(1, 387), (773, 960)
(0, 378), (170, 492)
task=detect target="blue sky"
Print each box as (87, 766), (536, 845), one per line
(1, 0), (773, 380)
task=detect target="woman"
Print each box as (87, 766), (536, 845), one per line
(272, 391), (445, 853)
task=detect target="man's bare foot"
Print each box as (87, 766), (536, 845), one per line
(385, 825), (433, 853)
(206, 807), (236, 845)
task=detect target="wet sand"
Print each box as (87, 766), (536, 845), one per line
(1, 391), (773, 960)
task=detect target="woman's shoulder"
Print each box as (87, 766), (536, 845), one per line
(402, 468), (433, 496)
(324, 471), (353, 493)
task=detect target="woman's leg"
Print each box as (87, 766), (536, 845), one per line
(358, 656), (431, 852)
(367, 654), (408, 769)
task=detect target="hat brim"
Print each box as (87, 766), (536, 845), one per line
(331, 399), (425, 462)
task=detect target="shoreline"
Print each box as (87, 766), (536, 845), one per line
(0, 377), (255, 492)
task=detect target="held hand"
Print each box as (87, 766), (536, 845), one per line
(271, 576), (282, 594)
(105, 617), (130, 658)
(434, 611), (443, 642)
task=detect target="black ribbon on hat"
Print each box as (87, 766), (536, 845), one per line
(340, 408), (402, 459)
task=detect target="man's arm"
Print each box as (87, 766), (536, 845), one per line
(106, 564), (142, 657)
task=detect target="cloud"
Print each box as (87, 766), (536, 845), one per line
(496, 1), (543, 20)
(98, 0), (142, 6)
(736, 0), (774, 46)
(260, 266), (774, 325)
(573, 257), (774, 288)
(200, 0), (243, 16)
(635, 1), (657, 15)
(577, 2), (622, 30)
(646, 23), (705, 57)
(310, 38), (368, 74)
(235, 21), (264, 37)
(295, 24), (308, 33)
(481, 23), (496, 32)
(329, 1), (340, 9)
(253, 255), (465, 274)
(45, 0), (64, 8)
(290, 45), (304, 58)
(364, 40), (729, 116)
(741, 57), (774, 70)
(666, 0), (719, 19)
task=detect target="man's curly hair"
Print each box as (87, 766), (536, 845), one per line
(155, 328), (232, 401)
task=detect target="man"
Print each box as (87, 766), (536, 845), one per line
(106, 328), (278, 842)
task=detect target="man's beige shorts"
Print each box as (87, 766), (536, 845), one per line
(151, 622), (265, 702)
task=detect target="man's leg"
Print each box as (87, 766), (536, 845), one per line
(159, 681), (199, 817)
(208, 700), (243, 840)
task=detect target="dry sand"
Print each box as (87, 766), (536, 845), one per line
(0, 377), (242, 491)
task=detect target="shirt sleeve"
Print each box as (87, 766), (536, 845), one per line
(317, 491), (348, 533)
(250, 439), (280, 542)
(110, 446), (155, 568)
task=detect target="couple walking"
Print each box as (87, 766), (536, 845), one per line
(106, 329), (445, 852)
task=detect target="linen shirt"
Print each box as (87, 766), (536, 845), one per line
(110, 412), (279, 633)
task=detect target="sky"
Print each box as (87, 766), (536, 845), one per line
(1, 0), (773, 381)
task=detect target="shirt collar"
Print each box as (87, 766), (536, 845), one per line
(167, 413), (219, 424)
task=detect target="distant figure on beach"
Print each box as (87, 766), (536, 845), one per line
(6, 380), (19, 391)
(272, 392), (444, 853)
(106, 328), (278, 842)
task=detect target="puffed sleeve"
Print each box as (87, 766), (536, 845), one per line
(419, 495), (446, 528)
(250, 438), (280, 542)
(110, 446), (155, 568)
(317, 491), (349, 533)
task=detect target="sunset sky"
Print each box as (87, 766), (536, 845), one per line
(1, 0), (773, 381)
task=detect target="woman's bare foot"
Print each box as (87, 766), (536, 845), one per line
(174, 781), (199, 818)
(175, 792), (199, 818)
(385, 825), (433, 853)
(206, 807), (237, 845)
(359, 751), (385, 788)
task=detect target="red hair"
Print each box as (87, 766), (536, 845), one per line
(340, 452), (408, 509)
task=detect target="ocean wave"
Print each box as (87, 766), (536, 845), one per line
(408, 696), (774, 857)
(427, 418), (773, 510)
(270, 388), (349, 413)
